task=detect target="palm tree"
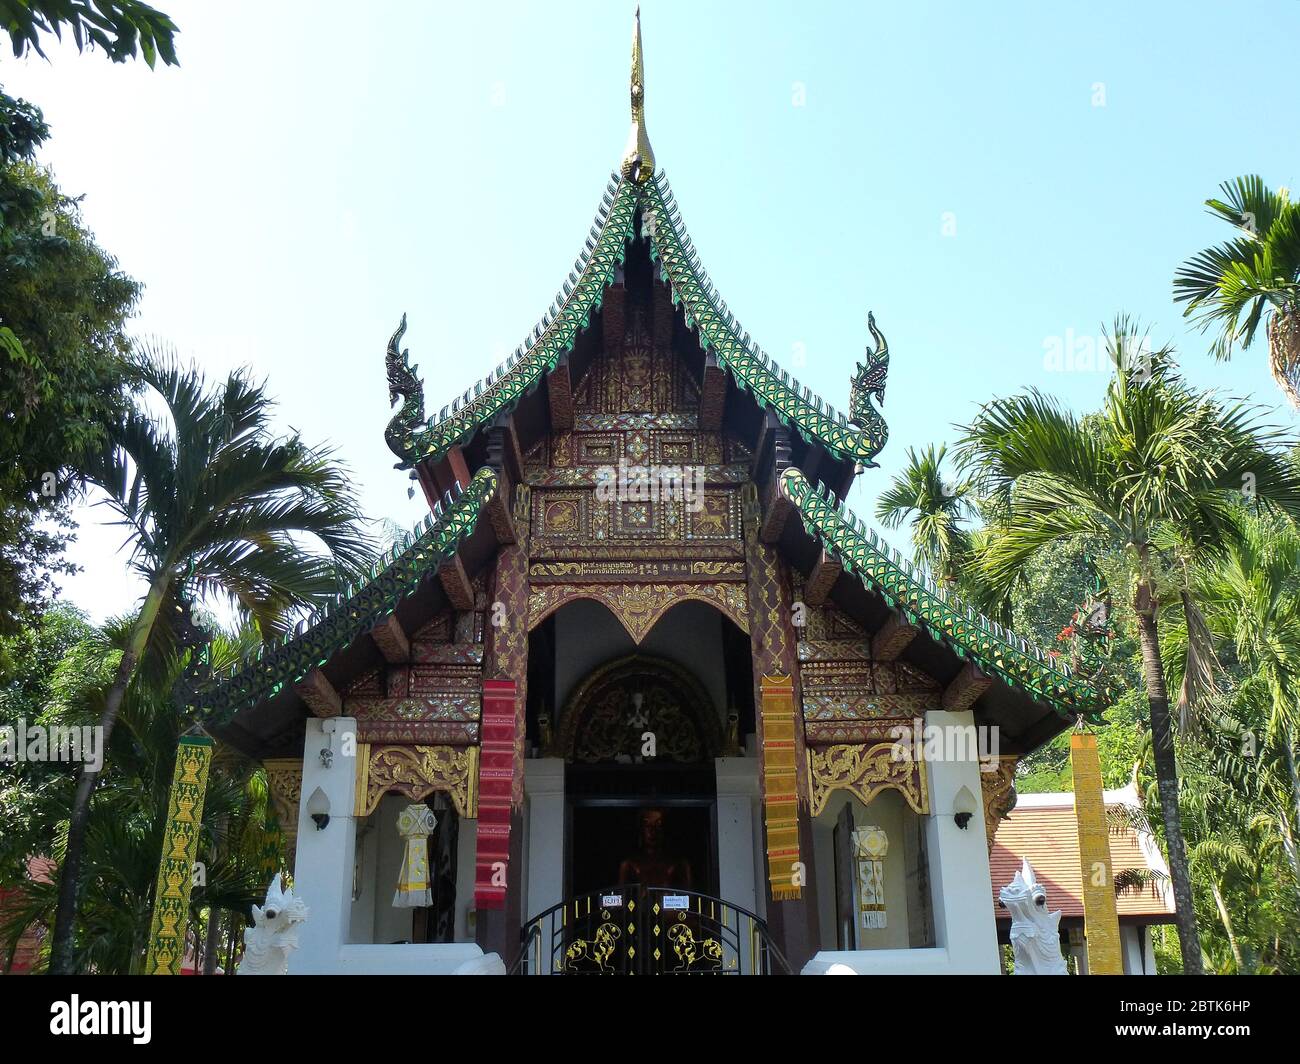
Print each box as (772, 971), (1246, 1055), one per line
(1174, 176), (1300, 408)
(1185, 512), (1300, 875)
(875, 444), (975, 585)
(958, 319), (1300, 974)
(3, 617), (283, 973)
(48, 349), (372, 974)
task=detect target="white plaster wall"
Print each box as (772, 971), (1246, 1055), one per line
(455, 817), (477, 942)
(715, 758), (759, 915)
(289, 718), (489, 973)
(802, 709), (1000, 975)
(372, 794), (414, 943)
(525, 759), (566, 922)
(347, 813), (379, 943)
(810, 791), (912, 952)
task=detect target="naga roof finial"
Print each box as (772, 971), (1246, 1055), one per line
(384, 313), (426, 463)
(620, 6), (655, 184)
(848, 311), (890, 468)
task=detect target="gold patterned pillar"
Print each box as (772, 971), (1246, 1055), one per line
(146, 733), (214, 975)
(264, 757), (303, 874)
(1071, 730), (1122, 974)
(743, 488), (820, 967)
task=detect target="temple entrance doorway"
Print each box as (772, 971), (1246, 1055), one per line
(560, 654), (722, 899)
(518, 601), (780, 972)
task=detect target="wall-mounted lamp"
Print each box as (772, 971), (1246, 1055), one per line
(953, 785), (977, 830)
(307, 786), (331, 831)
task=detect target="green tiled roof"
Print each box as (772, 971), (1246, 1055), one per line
(192, 467), (498, 724)
(388, 173), (889, 470)
(780, 466), (1104, 719)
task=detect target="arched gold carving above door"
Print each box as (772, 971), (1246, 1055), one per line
(554, 654), (723, 764)
(526, 581), (749, 644)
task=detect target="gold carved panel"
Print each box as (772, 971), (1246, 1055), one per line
(527, 582), (750, 643)
(808, 742), (930, 817)
(355, 743), (479, 820)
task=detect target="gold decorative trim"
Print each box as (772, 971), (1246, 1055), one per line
(527, 581), (749, 642)
(263, 757), (303, 871)
(808, 742), (929, 817)
(355, 743), (479, 819)
(980, 754), (1019, 853)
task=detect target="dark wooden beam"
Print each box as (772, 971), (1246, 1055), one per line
(753, 409), (779, 476)
(438, 552), (475, 610)
(758, 424), (794, 544)
(602, 277), (626, 356)
(414, 461), (442, 514)
(295, 668), (342, 719)
(546, 356), (573, 432)
(445, 446), (471, 493)
(699, 352), (727, 430)
(803, 550), (842, 607)
(942, 661), (993, 713)
(488, 417), (524, 487)
(652, 276), (674, 351)
(804, 443), (827, 488)
(369, 614), (410, 664)
(484, 426), (518, 545)
(872, 613), (920, 662)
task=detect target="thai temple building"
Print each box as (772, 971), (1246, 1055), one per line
(192, 13), (1110, 975)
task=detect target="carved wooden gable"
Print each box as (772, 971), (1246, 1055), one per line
(340, 579), (489, 746)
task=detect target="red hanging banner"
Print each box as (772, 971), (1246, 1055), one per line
(474, 678), (517, 910)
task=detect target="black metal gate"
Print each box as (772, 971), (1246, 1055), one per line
(512, 885), (790, 974)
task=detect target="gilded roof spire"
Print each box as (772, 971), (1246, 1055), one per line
(620, 6), (655, 183)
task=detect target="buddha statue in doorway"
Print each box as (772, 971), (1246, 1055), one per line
(617, 808), (694, 890)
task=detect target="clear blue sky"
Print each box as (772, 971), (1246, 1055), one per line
(6, 0), (1299, 622)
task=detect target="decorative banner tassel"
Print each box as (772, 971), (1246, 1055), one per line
(393, 804), (438, 907)
(474, 678), (517, 910)
(145, 733), (214, 975)
(1071, 729), (1123, 974)
(760, 674), (802, 901)
(853, 826), (889, 929)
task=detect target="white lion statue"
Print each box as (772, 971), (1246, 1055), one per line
(999, 858), (1067, 975)
(238, 874), (310, 975)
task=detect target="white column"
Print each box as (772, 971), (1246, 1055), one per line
(524, 759), (565, 925)
(289, 717), (359, 973)
(1120, 925), (1143, 974)
(716, 758), (760, 913)
(716, 757), (760, 973)
(922, 709), (1001, 974)
(1142, 926), (1156, 975)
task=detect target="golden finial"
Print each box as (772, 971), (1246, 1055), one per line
(620, 6), (655, 184)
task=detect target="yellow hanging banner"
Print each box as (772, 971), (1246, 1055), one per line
(145, 734), (214, 975)
(1070, 730), (1122, 974)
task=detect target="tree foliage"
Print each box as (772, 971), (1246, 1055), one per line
(0, 90), (141, 636)
(1, 1), (178, 66)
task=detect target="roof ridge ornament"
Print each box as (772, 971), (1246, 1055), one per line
(620, 6), (655, 184)
(384, 313), (426, 462)
(849, 311), (890, 471)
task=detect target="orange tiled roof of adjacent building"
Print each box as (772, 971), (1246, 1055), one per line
(990, 785), (1176, 923)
